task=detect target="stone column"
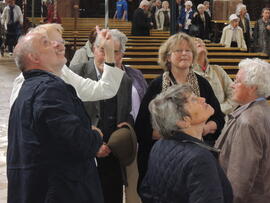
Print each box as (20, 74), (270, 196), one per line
(212, 0), (243, 20)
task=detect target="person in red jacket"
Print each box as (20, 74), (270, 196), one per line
(47, 0), (61, 24)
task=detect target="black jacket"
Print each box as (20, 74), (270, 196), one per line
(191, 11), (212, 39)
(131, 7), (152, 36)
(140, 131), (233, 203)
(7, 70), (103, 203)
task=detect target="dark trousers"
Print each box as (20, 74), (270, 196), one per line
(230, 41), (238, 48)
(244, 32), (250, 52)
(97, 154), (123, 203)
(6, 22), (20, 53)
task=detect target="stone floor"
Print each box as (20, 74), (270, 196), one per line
(0, 55), (20, 202)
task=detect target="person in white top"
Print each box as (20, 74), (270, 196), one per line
(10, 23), (124, 107)
(220, 14), (247, 49)
(1, 0), (23, 54)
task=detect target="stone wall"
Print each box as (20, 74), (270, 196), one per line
(212, 0), (270, 20)
(212, 0), (243, 20)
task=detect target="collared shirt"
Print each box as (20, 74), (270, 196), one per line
(184, 8), (192, 29)
(193, 63), (235, 115)
(240, 17), (246, 33)
(229, 24), (238, 42)
(229, 97), (266, 119)
(94, 61), (102, 80)
(122, 65), (142, 120)
(205, 9), (211, 17)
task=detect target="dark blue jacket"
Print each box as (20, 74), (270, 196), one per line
(7, 70), (103, 203)
(178, 8), (195, 31)
(140, 132), (233, 203)
(124, 65), (148, 102)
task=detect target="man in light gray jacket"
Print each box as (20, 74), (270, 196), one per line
(215, 58), (270, 203)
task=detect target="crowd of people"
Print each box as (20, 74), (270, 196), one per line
(130, 0), (270, 57)
(3, 0), (270, 203)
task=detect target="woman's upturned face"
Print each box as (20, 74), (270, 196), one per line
(239, 8), (247, 16)
(230, 19), (239, 28)
(195, 39), (207, 56)
(168, 40), (193, 71)
(184, 93), (214, 125)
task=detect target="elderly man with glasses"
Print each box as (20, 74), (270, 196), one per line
(215, 58), (270, 203)
(7, 28), (119, 202)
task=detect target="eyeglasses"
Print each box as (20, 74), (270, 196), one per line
(171, 49), (192, 55)
(233, 79), (244, 85)
(50, 40), (66, 46)
(96, 46), (122, 55)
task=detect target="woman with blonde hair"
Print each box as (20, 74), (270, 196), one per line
(155, 1), (170, 31)
(135, 32), (224, 189)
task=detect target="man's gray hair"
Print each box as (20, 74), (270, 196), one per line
(149, 84), (192, 138)
(94, 29), (128, 53)
(13, 35), (36, 71)
(110, 29), (128, 53)
(239, 58), (270, 98)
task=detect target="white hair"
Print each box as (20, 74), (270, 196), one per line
(197, 4), (205, 10)
(14, 34), (40, 71)
(139, 0), (150, 8)
(94, 29), (128, 53)
(236, 3), (247, 16)
(239, 58), (270, 98)
(109, 29), (128, 53)
(185, 1), (193, 7)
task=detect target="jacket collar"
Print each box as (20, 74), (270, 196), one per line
(168, 131), (220, 153)
(23, 69), (59, 80)
(229, 98), (266, 120)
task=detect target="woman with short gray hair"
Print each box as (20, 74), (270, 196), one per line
(140, 84), (233, 203)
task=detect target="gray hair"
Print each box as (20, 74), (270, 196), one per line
(239, 58), (270, 98)
(236, 3), (246, 16)
(197, 4), (205, 10)
(149, 84), (192, 138)
(94, 29), (128, 53)
(13, 35), (37, 71)
(203, 1), (209, 5)
(139, 0), (150, 8)
(110, 29), (128, 53)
